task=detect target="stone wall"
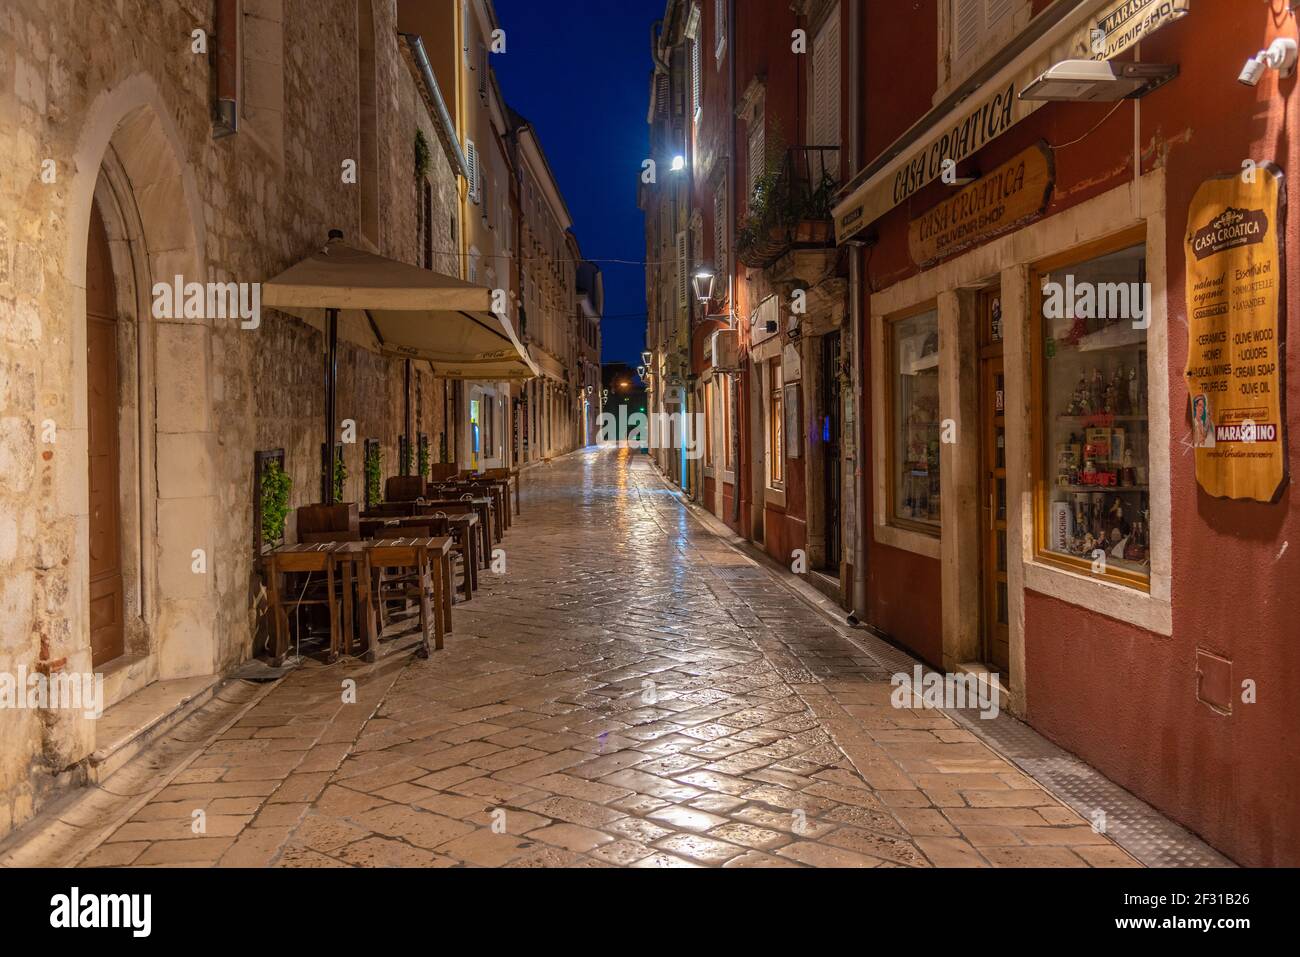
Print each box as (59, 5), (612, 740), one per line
(0, 0), (463, 837)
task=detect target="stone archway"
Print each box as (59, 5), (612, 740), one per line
(52, 74), (215, 766)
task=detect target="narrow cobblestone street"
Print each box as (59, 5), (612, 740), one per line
(22, 450), (1135, 869)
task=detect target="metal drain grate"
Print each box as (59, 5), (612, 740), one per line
(945, 707), (1234, 868)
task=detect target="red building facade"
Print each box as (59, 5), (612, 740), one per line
(840, 0), (1300, 867)
(646, 0), (1299, 865)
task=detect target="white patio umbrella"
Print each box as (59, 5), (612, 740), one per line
(263, 233), (538, 502)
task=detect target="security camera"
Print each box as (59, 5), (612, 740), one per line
(1239, 38), (1298, 87)
(1238, 56), (1267, 87)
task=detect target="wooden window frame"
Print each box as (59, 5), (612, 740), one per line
(768, 358), (784, 490)
(884, 300), (942, 538)
(1028, 224), (1151, 593)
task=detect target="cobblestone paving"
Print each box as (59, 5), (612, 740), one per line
(79, 449), (1138, 868)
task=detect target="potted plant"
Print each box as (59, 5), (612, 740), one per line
(364, 441), (383, 509)
(332, 452), (347, 503)
(260, 458), (292, 551)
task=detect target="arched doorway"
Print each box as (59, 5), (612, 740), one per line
(61, 75), (214, 711)
(85, 201), (125, 668)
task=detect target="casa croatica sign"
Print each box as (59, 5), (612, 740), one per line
(1184, 163), (1289, 502)
(834, 0), (1190, 244)
(907, 142), (1055, 266)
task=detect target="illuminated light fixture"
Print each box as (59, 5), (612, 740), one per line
(691, 267), (715, 303)
(1239, 38), (1298, 86)
(641, 350), (653, 365)
(1020, 59), (1178, 101)
(671, 155), (686, 172)
(637, 365), (647, 378)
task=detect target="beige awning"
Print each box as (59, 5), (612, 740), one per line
(263, 238), (539, 380)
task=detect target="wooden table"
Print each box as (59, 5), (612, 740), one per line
(266, 543), (340, 663)
(419, 497), (495, 557)
(440, 479), (512, 533)
(335, 537), (453, 661)
(361, 513), (480, 595)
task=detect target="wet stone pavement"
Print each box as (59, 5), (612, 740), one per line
(72, 449), (1137, 868)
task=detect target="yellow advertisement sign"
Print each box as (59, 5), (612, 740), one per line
(1183, 164), (1288, 502)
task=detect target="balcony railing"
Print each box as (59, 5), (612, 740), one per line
(737, 146), (840, 270)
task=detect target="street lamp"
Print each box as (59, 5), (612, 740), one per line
(692, 267), (715, 303)
(671, 155), (686, 172)
(641, 350), (652, 366)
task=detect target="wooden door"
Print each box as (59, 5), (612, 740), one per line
(980, 293), (1009, 672)
(86, 202), (124, 667)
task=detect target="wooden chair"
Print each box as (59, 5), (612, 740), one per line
(373, 526), (431, 634)
(363, 538), (443, 658)
(301, 530), (361, 544)
(427, 463), (459, 482)
(385, 475), (426, 502)
(480, 468), (519, 518)
(363, 501), (417, 518)
(265, 545), (340, 663)
(297, 503), (359, 539)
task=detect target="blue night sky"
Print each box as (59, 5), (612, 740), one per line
(493, 0), (663, 369)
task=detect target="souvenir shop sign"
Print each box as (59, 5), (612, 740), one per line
(908, 143), (1054, 266)
(1184, 164), (1288, 502)
(1087, 0), (1190, 61)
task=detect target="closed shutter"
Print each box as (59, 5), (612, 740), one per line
(691, 39), (701, 119)
(671, 48), (687, 117)
(953, 0), (1016, 69)
(812, 8), (841, 150)
(747, 109), (765, 208)
(654, 73), (669, 118)
(952, 0), (982, 64)
(478, 43), (488, 100)
(466, 140), (479, 203)
(692, 212), (704, 279)
(713, 177), (726, 278)
(985, 0), (1015, 30)
(676, 230), (688, 310)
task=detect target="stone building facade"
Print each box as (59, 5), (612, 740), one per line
(0, 0), (518, 839)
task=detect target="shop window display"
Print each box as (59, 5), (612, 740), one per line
(1039, 243), (1151, 583)
(892, 308), (941, 529)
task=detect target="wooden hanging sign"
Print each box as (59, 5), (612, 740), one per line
(907, 143), (1054, 267)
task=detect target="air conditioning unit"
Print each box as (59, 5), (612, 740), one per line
(711, 329), (740, 372)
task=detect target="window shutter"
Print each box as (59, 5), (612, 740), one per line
(713, 178), (726, 279)
(985, 0), (1015, 30)
(952, 0), (982, 64)
(671, 47), (687, 117)
(676, 230), (688, 310)
(466, 140), (479, 203)
(747, 110), (765, 208)
(478, 43), (488, 100)
(654, 73), (670, 118)
(812, 11), (841, 150)
(691, 39), (702, 119)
